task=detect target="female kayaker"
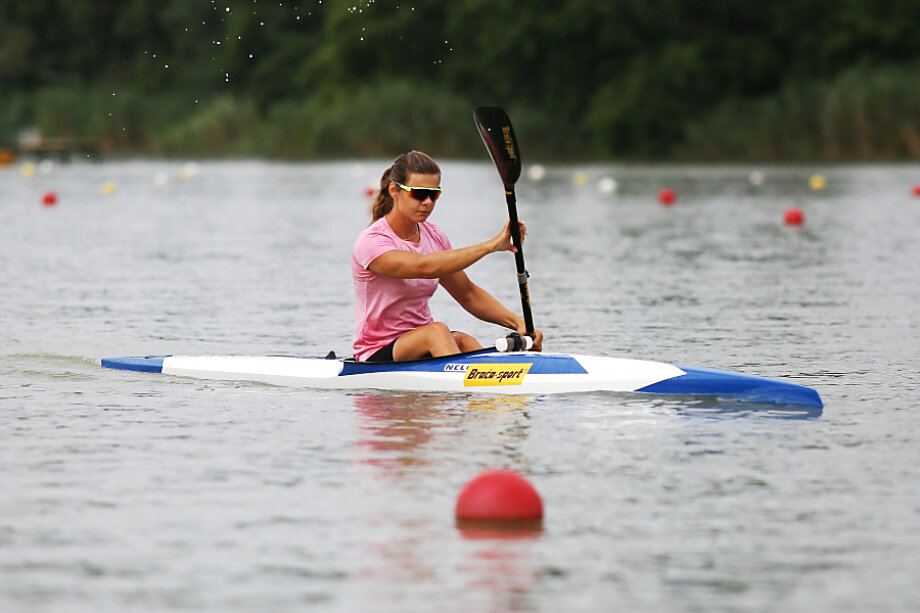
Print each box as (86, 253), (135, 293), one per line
(352, 150), (544, 362)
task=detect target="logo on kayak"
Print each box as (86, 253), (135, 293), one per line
(444, 363), (469, 372)
(463, 363), (532, 386)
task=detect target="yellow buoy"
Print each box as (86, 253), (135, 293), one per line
(179, 162), (200, 181)
(21, 162), (36, 178)
(573, 172), (589, 186)
(101, 180), (117, 195)
(809, 174), (826, 190)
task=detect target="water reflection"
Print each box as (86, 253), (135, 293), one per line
(351, 392), (536, 478)
(668, 396), (824, 420)
(455, 517), (543, 541)
(455, 536), (544, 612)
(351, 392), (450, 474)
(351, 392), (545, 610)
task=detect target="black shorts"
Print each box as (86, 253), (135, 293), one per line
(366, 339), (397, 363)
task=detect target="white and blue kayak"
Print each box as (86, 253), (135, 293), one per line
(100, 349), (823, 408)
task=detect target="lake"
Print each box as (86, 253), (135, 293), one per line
(2, 158), (919, 612)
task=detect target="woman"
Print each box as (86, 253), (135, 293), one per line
(352, 150), (544, 362)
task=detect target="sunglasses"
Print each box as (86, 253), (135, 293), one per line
(393, 181), (443, 202)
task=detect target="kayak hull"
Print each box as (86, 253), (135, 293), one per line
(100, 350), (823, 408)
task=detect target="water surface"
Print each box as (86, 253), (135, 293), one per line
(2, 160), (918, 611)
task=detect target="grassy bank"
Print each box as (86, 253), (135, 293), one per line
(3, 63), (919, 161)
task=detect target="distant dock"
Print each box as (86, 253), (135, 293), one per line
(14, 137), (105, 161)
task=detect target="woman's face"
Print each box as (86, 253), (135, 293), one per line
(389, 172), (441, 223)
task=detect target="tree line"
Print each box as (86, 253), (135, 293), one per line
(2, 0), (919, 159)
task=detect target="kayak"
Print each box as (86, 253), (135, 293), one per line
(99, 349), (823, 408)
(99, 111), (825, 410)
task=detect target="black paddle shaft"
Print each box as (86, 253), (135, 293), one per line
(504, 187), (534, 337)
(473, 106), (535, 337)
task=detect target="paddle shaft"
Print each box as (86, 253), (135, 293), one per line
(504, 186), (535, 337)
(472, 105), (535, 339)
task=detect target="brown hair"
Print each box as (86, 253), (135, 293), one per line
(371, 150), (441, 221)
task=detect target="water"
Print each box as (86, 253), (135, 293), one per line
(2, 159), (919, 612)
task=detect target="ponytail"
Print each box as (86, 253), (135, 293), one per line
(371, 166), (394, 221)
(370, 150), (441, 221)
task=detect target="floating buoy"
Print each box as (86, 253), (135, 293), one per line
(38, 159), (55, 174)
(573, 172), (589, 186)
(455, 469), (543, 522)
(527, 164), (546, 181)
(749, 171), (764, 186)
(42, 191), (58, 206)
(658, 187), (676, 205)
(101, 180), (117, 195)
(21, 163), (36, 179)
(784, 206), (804, 226)
(363, 186), (376, 199)
(597, 177), (618, 194)
(179, 162), (200, 181)
(912, 184), (920, 197)
(808, 174), (826, 190)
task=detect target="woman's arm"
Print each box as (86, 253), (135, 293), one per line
(367, 221), (520, 280)
(440, 271), (544, 351)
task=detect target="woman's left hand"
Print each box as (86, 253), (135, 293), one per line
(490, 220), (526, 253)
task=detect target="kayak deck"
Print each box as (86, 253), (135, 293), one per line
(100, 350), (823, 409)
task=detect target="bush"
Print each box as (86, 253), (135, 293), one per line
(153, 96), (259, 155)
(681, 61), (920, 159)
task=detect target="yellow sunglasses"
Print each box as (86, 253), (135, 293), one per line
(392, 181), (443, 202)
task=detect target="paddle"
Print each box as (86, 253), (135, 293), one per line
(473, 105), (535, 340)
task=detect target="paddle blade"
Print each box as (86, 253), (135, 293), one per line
(473, 106), (522, 190)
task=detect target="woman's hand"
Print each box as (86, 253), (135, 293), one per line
(514, 322), (543, 352)
(489, 220), (526, 253)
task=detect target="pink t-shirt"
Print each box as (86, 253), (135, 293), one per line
(352, 217), (453, 361)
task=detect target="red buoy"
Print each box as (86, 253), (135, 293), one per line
(912, 184), (920, 197)
(42, 191), (58, 206)
(784, 206), (804, 226)
(658, 188), (676, 206)
(364, 186), (376, 199)
(455, 470), (543, 521)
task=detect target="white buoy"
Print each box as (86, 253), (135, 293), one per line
(598, 177), (618, 194)
(527, 164), (546, 181)
(748, 171), (764, 186)
(38, 159), (55, 174)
